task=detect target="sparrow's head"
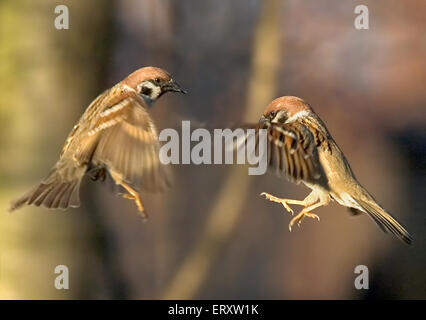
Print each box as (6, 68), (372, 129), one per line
(122, 66), (187, 102)
(260, 96), (312, 125)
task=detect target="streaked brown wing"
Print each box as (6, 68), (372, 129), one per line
(265, 122), (321, 183)
(8, 87), (113, 212)
(59, 88), (112, 162)
(88, 95), (170, 192)
(241, 120), (321, 183)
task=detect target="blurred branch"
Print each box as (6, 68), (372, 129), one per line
(162, 0), (282, 299)
(0, 0), (116, 299)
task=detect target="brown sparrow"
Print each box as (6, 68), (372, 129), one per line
(257, 96), (412, 244)
(10, 66), (186, 218)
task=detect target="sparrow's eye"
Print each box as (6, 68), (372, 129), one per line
(154, 78), (161, 84)
(269, 111), (276, 118)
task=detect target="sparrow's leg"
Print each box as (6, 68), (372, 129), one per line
(110, 171), (147, 219)
(288, 195), (330, 231)
(261, 190), (318, 215)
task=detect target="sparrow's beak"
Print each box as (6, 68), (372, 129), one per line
(258, 115), (268, 127)
(162, 80), (187, 94)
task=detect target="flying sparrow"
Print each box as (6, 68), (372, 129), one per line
(256, 96), (412, 244)
(10, 66), (186, 218)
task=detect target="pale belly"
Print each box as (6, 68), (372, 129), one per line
(308, 147), (364, 211)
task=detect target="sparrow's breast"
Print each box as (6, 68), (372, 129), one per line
(316, 141), (363, 208)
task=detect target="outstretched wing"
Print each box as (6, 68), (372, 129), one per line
(83, 91), (170, 192)
(266, 121), (321, 183)
(240, 119), (322, 184)
(263, 121), (321, 183)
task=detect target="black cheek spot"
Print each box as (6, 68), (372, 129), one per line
(278, 116), (286, 123)
(141, 86), (152, 96)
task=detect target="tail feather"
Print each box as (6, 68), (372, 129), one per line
(10, 168), (83, 212)
(356, 197), (413, 245)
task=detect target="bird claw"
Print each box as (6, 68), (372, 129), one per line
(260, 192), (294, 215)
(118, 192), (148, 220)
(288, 211), (320, 231)
(120, 193), (133, 200)
(281, 202), (294, 215)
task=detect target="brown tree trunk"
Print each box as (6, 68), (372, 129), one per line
(0, 0), (117, 299)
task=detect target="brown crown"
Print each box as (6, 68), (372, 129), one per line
(121, 66), (172, 89)
(263, 96), (312, 117)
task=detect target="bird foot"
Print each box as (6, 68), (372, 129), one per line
(260, 192), (294, 214)
(120, 192), (148, 220)
(288, 210), (320, 231)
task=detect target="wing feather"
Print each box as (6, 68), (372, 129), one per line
(89, 94), (170, 192)
(243, 119), (321, 183)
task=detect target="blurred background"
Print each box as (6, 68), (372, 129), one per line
(0, 0), (425, 299)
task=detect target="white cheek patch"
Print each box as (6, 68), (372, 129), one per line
(271, 110), (288, 123)
(138, 81), (161, 100)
